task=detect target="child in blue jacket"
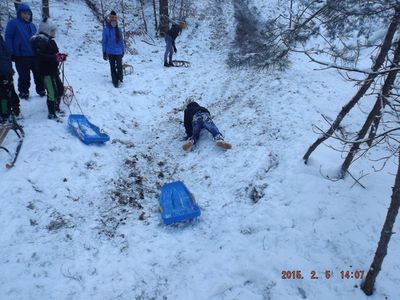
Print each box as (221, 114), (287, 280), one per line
(5, 2), (45, 99)
(102, 11), (124, 88)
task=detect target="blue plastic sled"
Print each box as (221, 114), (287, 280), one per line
(159, 181), (201, 225)
(68, 114), (110, 144)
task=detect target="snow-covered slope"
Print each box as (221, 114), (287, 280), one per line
(0, 0), (399, 299)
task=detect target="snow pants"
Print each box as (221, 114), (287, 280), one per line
(0, 75), (20, 120)
(14, 56), (44, 96)
(43, 74), (64, 115)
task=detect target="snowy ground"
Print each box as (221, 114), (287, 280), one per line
(0, 0), (399, 299)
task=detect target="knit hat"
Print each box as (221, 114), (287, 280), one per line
(110, 10), (117, 16)
(39, 18), (57, 37)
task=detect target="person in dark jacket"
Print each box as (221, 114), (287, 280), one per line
(5, 2), (45, 99)
(102, 11), (124, 88)
(164, 21), (186, 67)
(183, 101), (231, 151)
(31, 18), (66, 120)
(0, 33), (20, 122)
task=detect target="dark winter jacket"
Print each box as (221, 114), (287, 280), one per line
(167, 24), (182, 47)
(31, 33), (59, 76)
(184, 102), (210, 137)
(102, 24), (124, 55)
(0, 35), (13, 78)
(5, 3), (37, 57)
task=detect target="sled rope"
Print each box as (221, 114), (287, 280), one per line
(59, 62), (85, 116)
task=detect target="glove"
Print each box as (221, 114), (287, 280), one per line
(174, 46), (177, 53)
(103, 52), (108, 61)
(56, 53), (68, 62)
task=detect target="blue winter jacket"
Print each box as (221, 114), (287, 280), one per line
(5, 3), (37, 57)
(102, 24), (124, 55)
(0, 35), (13, 77)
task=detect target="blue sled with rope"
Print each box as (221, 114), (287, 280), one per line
(60, 62), (110, 144)
(159, 181), (201, 225)
(68, 114), (110, 144)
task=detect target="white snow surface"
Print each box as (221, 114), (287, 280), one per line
(0, 0), (399, 299)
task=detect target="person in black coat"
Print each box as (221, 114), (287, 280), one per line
(164, 21), (186, 67)
(182, 101), (231, 151)
(31, 18), (66, 120)
(0, 33), (20, 122)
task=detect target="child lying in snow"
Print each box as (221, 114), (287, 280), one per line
(182, 101), (232, 151)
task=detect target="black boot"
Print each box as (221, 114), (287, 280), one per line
(47, 101), (58, 120)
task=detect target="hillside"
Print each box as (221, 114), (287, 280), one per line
(0, 0), (399, 299)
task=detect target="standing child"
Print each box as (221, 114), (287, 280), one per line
(31, 18), (66, 120)
(0, 33), (20, 123)
(182, 101), (232, 151)
(102, 11), (124, 88)
(5, 2), (45, 99)
(164, 21), (186, 67)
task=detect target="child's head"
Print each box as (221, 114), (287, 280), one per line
(178, 21), (186, 30)
(39, 18), (57, 37)
(109, 10), (118, 27)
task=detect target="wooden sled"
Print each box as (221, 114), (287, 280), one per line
(123, 64), (134, 76)
(0, 118), (24, 169)
(171, 60), (191, 68)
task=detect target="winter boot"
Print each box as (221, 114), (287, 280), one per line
(168, 61), (174, 67)
(37, 90), (46, 97)
(47, 100), (58, 120)
(164, 62), (170, 67)
(55, 98), (65, 116)
(182, 137), (194, 151)
(214, 135), (232, 150)
(18, 92), (29, 100)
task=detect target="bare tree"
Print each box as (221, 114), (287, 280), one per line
(139, 0), (148, 33)
(42, 0), (49, 18)
(152, 0), (158, 33)
(14, 0), (21, 11)
(361, 152), (400, 295)
(303, 7), (400, 166)
(159, 0), (168, 36)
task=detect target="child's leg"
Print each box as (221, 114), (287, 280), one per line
(10, 82), (20, 116)
(192, 112), (205, 143)
(202, 113), (222, 139)
(116, 55), (123, 82)
(44, 75), (57, 116)
(0, 77), (11, 120)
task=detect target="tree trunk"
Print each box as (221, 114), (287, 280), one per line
(152, 0), (159, 34)
(340, 39), (400, 175)
(361, 152), (400, 295)
(121, 0), (127, 48)
(42, 0), (49, 18)
(140, 0), (148, 33)
(303, 7), (400, 164)
(179, 0), (184, 19)
(99, 0), (105, 27)
(159, 0), (169, 36)
(14, 0), (21, 11)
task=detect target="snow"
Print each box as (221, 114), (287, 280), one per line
(0, 0), (399, 299)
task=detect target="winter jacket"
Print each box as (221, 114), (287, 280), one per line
(102, 24), (124, 55)
(167, 24), (181, 48)
(184, 102), (210, 137)
(31, 33), (59, 76)
(5, 3), (37, 57)
(0, 35), (13, 78)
